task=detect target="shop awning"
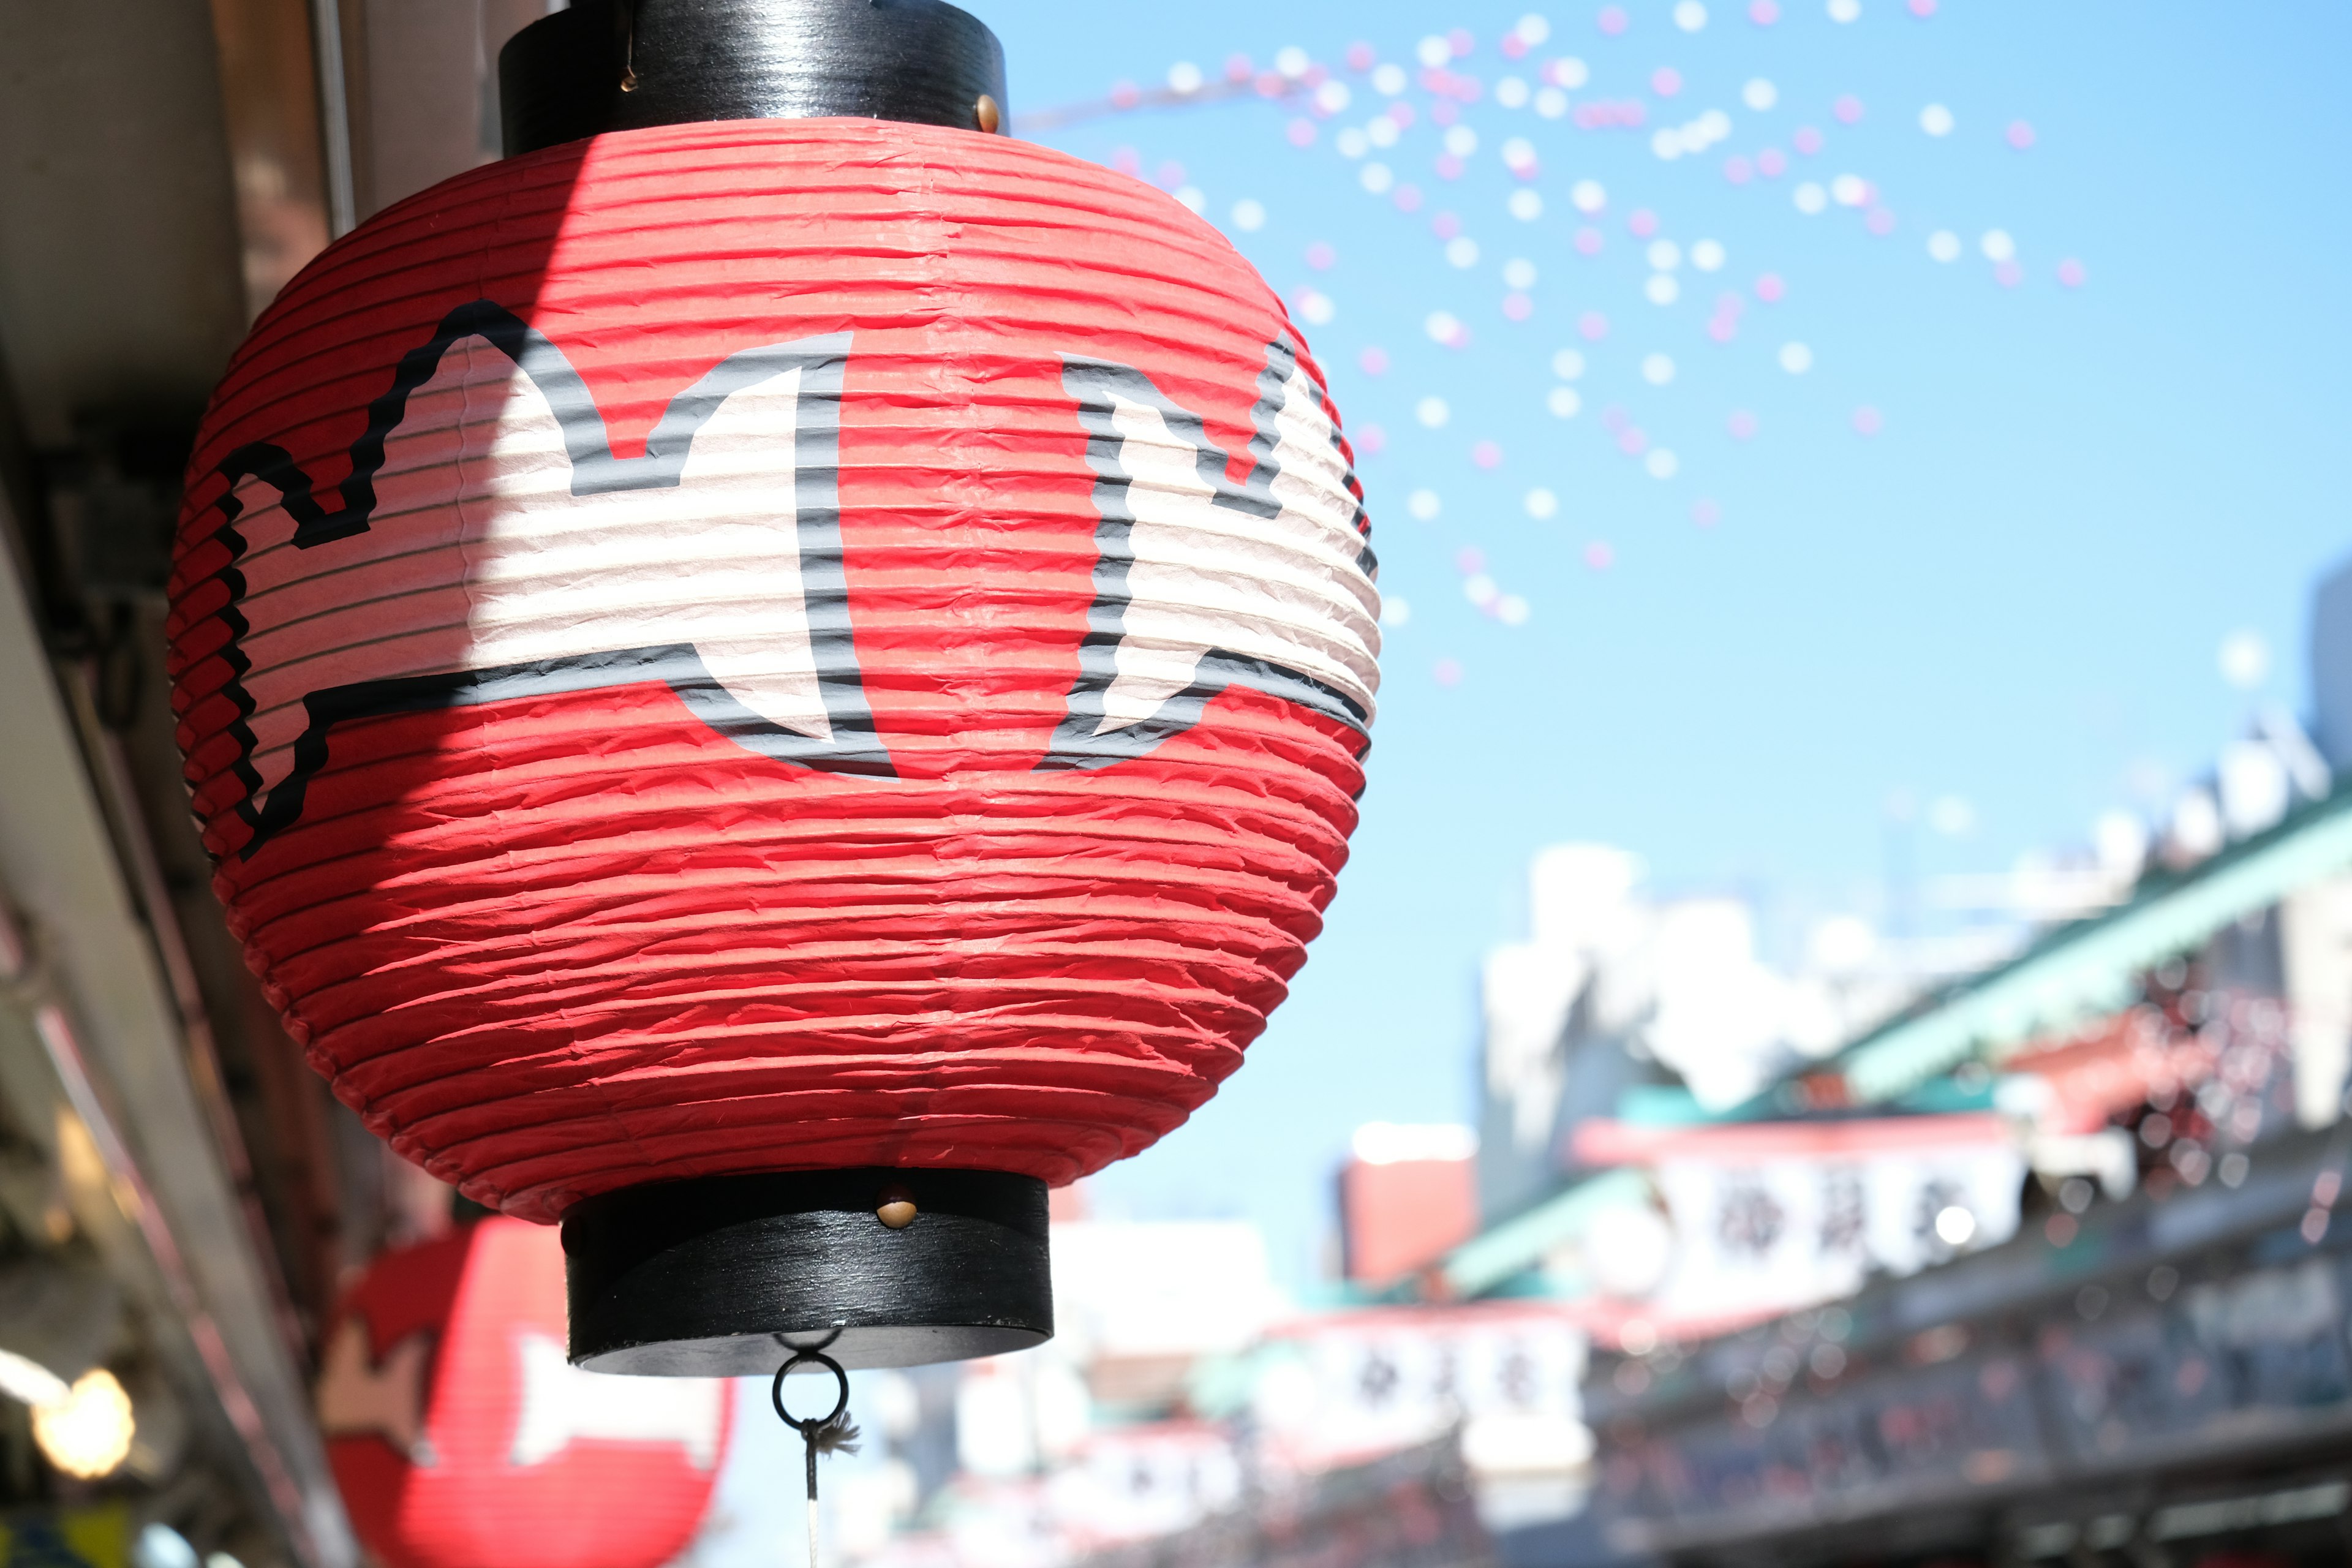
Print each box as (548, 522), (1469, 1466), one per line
(1430, 787), (2352, 1306)
(1837, 783), (2352, 1104)
(1431, 1167), (1651, 1300)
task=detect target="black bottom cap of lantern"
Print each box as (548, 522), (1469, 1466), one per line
(560, 1167), (1051, 1375)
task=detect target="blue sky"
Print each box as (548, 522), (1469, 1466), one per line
(985, 1), (2352, 1286)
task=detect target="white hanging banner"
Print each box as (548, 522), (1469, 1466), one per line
(1252, 1303), (1588, 1472)
(1589, 1116), (2024, 1321)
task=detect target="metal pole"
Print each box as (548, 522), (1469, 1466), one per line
(309, 0), (358, 235)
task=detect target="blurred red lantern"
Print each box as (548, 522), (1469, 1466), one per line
(168, 0), (1377, 1371)
(317, 1218), (731, 1568)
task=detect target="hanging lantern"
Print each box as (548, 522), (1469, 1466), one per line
(167, 0), (1378, 1374)
(318, 1218), (732, 1568)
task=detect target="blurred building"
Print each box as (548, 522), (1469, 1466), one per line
(850, 1208), (1280, 1566)
(851, 1196), (1596, 1568)
(1476, 847), (1917, 1225)
(1384, 559), (2352, 1567)
(1340, 1123), (1480, 1287)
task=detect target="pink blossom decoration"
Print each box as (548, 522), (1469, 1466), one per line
(1575, 99), (1649, 129)
(1692, 499), (1722, 526)
(1995, 260), (2024, 287)
(1865, 206), (1897, 236)
(1501, 32), (1530, 58)
(1394, 184), (1425, 213)
(1224, 53), (1253, 82)
(1628, 208), (1660, 237)
(1749, 0), (1781, 21)
(1112, 146), (1143, 176)
(1578, 311), (1611, 341)
(1754, 273), (1786, 303)
(1727, 410), (1759, 440)
(1435, 154), (1466, 181)
(1286, 118), (1317, 147)
(1909, 0), (1937, 14)
(1356, 423), (1387, 456)
(1306, 241), (1337, 270)
(1852, 405), (1884, 436)
(2007, 119), (2036, 151)
(2056, 258), (2088, 287)
(1724, 155), (1754, 185)
(1109, 81), (1141, 110)
(1449, 28), (1475, 56)
(1585, 541), (1616, 571)
(1432, 211), (1463, 240)
(1502, 292), (1536, 322)
(1434, 657), (1464, 687)
(1358, 347), (1390, 375)
(1597, 6), (1630, 35)
(1156, 160), (1188, 189)
(1792, 126), (1824, 156)
(1345, 41), (1376, 70)
(1471, 440), (1504, 469)
(1575, 227), (1605, 256)
(1756, 148), (1788, 178)
(1653, 67), (1683, 97)
(1833, 95), (1864, 125)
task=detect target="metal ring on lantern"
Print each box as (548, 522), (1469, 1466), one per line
(771, 1348), (851, 1436)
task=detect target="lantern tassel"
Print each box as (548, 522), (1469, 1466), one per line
(810, 1411), (862, 1458)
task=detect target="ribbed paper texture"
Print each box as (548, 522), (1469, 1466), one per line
(168, 120), (1378, 1219)
(322, 1220), (728, 1568)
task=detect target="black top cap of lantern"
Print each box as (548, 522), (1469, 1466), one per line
(500, 0), (1009, 158)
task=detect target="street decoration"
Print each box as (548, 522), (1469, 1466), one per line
(318, 1218), (729, 1568)
(166, 0), (1376, 1384)
(1028, 10), (2086, 676)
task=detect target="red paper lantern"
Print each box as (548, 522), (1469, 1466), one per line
(317, 1218), (731, 1568)
(168, 0), (1376, 1369)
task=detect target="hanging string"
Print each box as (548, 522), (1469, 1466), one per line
(772, 1346), (859, 1568)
